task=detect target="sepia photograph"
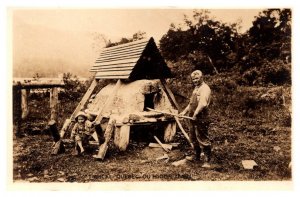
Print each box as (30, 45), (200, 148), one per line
(7, 1), (294, 191)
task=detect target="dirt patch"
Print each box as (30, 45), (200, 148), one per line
(12, 85), (292, 182)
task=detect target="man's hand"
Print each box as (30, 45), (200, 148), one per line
(178, 111), (185, 120)
(179, 111), (186, 116)
(192, 113), (197, 120)
(70, 134), (75, 142)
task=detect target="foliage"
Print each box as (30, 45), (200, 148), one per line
(33, 73), (43, 80)
(209, 75), (238, 92)
(260, 59), (291, 85)
(240, 9), (291, 73)
(240, 59), (291, 86)
(241, 67), (260, 85)
(59, 73), (88, 101)
(249, 9), (291, 47)
(159, 9), (291, 87)
(159, 10), (240, 72)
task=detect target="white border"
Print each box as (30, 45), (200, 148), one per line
(1, 0), (299, 195)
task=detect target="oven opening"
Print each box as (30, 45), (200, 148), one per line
(144, 93), (155, 111)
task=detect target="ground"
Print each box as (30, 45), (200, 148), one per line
(12, 85), (292, 182)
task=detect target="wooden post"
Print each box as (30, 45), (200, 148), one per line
(207, 55), (219, 74)
(175, 116), (194, 149)
(159, 79), (193, 148)
(93, 79), (121, 156)
(21, 89), (29, 119)
(13, 85), (22, 137)
(58, 78), (98, 138)
(164, 122), (176, 142)
(50, 87), (58, 121)
(48, 120), (65, 154)
(160, 79), (181, 111)
(59, 119), (71, 138)
(114, 125), (130, 151)
(95, 123), (105, 145)
(93, 119), (116, 160)
(52, 118), (71, 155)
(154, 136), (170, 152)
(70, 79), (98, 122)
(94, 79), (122, 124)
(48, 120), (61, 142)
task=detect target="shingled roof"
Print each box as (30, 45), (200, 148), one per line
(90, 37), (172, 80)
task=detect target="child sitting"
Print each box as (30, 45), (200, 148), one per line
(70, 111), (92, 155)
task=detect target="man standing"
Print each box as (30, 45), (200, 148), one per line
(180, 70), (212, 168)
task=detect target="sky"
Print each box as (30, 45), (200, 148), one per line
(13, 9), (260, 42)
(11, 8), (262, 77)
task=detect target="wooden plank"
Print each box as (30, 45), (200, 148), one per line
(149, 142), (173, 150)
(48, 120), (61, 142)
(90, 65), (135, 71)
(93, 58), (139, 67)
(92, 63), (136, 70)
(94, 79), (122, 124)
(114, 125), (130, 151)
(95, 54), (141, 64)
(95, 75), (129, 79)
(101, 39), (148, 52)
(13, 78), (64, 87)
(48, 120), (65, 154)
(55, 79), (98, 154)
(59, 119), (71, 138)
(91, 67), (133, 72)
(164, 122), (176, 143)
(174, 116), (194, 149)
(160, 79), (181, 110)
(13, 84), (65, 89)
(21, 89), (29, 119)
(101, 42), (147, 55)
(69, 79), (98, 122)
(101, 40), (148, 53)
(95, 71), (131, 76)
(13, 85), (22, 137)
(96, 71), (132, 76)
(96, 51), (142, 62)
(154, 136), (170, 152)
(95, 71), (132, 77)
(93, 119), (116, 160)
(50, 87), (58, 121)
(207, 55), (219, 74)
(93, 80), (124, 156)
(99, 46), (145, 58)
(146, 107), (194, 120)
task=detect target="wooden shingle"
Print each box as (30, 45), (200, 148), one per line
(90, 37), (172, 80)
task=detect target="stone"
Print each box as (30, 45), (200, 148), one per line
(155, 154), (169, 161)
(172, 159), (187, 166)
(57, 177), (66, 182)
(273, 146), (281, 152)
(27, 177), (38, 182)
(242, 160), (258, 169)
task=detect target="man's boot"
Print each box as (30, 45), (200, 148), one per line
(186, 146), (201, 161)
(202, 146), (212, 168)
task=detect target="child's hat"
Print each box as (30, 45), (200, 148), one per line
(75, 111), (87, 121)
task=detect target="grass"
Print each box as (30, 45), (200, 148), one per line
(12, 81), (292, 182)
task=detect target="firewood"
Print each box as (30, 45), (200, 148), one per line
(148, 142), (172, 150)
(154, 136), (170, 152)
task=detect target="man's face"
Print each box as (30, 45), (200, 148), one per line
(192, 75), (203, 86)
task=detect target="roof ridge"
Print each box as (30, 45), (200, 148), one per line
(101, 37), (152, 52)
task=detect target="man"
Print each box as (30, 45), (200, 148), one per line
(179, 70), (212, 168)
